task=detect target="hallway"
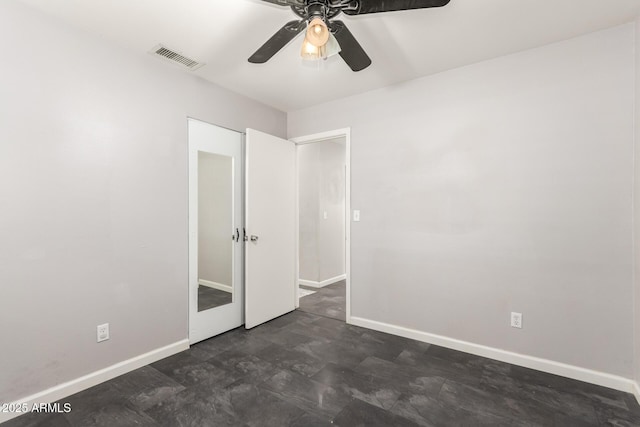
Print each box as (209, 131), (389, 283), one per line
(298, 280), (346, 321)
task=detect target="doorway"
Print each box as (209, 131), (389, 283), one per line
(187, 124), (351, 344)
(292, 129), (351, 323)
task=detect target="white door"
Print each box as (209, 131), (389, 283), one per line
(188, 119), (244, 344)
(245, 129), (296, 329)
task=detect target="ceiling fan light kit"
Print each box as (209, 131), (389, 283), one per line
(248, 0), (451, 72)
(300, 17), (331, 61)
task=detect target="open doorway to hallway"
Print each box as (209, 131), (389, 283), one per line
(296, 135), (347, 322)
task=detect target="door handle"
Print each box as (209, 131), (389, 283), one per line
(243, 228), (248, 242)
(233, 228), (239, 242)
(250, 235), (259, 242)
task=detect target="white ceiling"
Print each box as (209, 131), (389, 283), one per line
(17, 0), (640, 112)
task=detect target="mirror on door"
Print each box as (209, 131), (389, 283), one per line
(197, 151), (234, 312)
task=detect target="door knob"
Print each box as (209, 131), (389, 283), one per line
(250, 235), (259, 242)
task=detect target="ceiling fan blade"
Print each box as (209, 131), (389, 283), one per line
(343, 0), (450, 15)
(330, 21), (371, 72)
(258, 0), (304, 6)
(248, 20), (306, 64)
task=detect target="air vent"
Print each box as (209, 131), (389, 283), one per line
(149, 44), (204, 71)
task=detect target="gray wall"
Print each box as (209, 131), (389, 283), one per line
(298, 144), (321, 281)
(289, 24), (635, 377)
(198, 152), (232, 287)
(298, 140), (346, 283)
(0, 0), (285, 404)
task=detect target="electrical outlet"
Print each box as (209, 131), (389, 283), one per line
(510, 312), (522, 329)
(353, 210), (360, 222)
(97, 323), (110, 342)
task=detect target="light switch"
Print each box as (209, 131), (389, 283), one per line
(323, 211), (328, 220)
(353, 210), (360, 222)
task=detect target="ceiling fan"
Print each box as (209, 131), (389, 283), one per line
(248, 0), (451, 72)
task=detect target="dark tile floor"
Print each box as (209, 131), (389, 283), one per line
(298, 280), (346, 321)
(198, 285), (232, 312)
(5, 309), (640, 426)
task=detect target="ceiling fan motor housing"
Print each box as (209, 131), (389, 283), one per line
(292, 1), (345, 21)
(306, 2), (326, 18)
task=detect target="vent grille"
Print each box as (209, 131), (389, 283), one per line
(149, 44), (204, 70)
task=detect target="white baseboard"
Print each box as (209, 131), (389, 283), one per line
(0, 339), (189, 424)
(633, 381), (640, 405)
(199, 279), (232, 293)
(298, 279), (318, 288)
(349, 316), (637, 395)
(299, 274), (346, 289)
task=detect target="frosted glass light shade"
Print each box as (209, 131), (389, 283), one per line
(300, 32), (341, 61)
(306, 18), (329, 47)
(324, 33), (341, 58)
(301, 36), (325, 60)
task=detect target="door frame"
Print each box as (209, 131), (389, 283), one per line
(290, 128), (352, 323)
